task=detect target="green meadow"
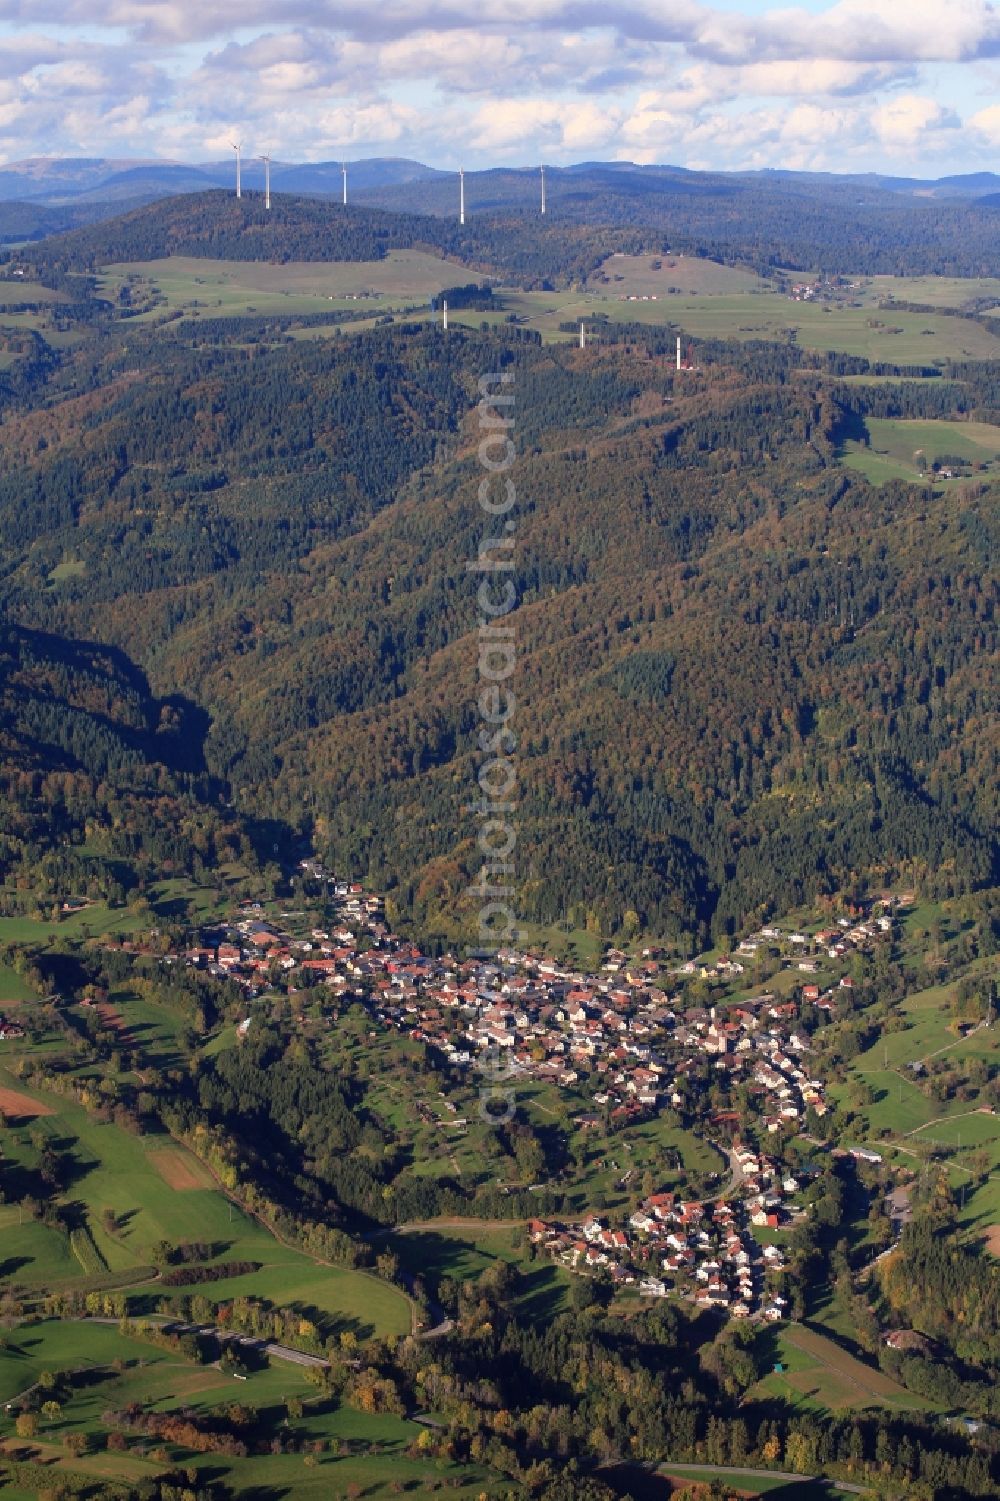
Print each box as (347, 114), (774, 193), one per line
(863, 273), (1000, 308)
(91, 249), (1000, 372)
(749, 1321), (930, 1415)
(657, 1466), (851, 1497)
(0, 1067), (411, 1339)
(0, 1321), (501, 1500)
(0, 875), (236, 947)
(0, 965), (37, 1004)
(96, 248), (456, 321)
(389, 1219), (571, 1320)
(839, 416), (1000, 486)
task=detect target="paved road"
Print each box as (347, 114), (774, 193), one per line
(660, 1461), (867, 1494)
(80, 1316), (330, 1370)
(713, 1145), (748, 1201)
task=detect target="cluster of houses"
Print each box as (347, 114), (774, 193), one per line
(0, 1013), (24, 1042)
(526, 1143), (804, 1319)
(168, 872), (905, 1154)
(692, 911), (894, 982)
(158, 866), (900, 1320)
(169, 867), (892, 1141)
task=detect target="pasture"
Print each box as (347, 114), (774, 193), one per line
(0, 1067), (411, 1337)
(96, 249), (458, 321)
(94, 249), (1000, 369)
(862, 273), (1000, 308)
(591, 251), (767, 295)
(0, 277), (82, 356)
(0, 875), (236, 947)
(750, 1322), (928, 1414)
(388, 1219), (571, 1320)
(649, 297), (1000, 361)
(0, 905), (147, 945)
(0, 965), (36, 1005)
(657, 1467), (845, 1497)
(0, 1320), (500, 1499)
(839, 416), (1000, 487)
(441, 284), (1000, 363)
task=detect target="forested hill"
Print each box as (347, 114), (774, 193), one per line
(354, 163), (1000, 276)
(0, 316), (996, 945)
(23, 190), (661, 289)
(21, 173), (1000, 285)
(0, 623), (273, 916)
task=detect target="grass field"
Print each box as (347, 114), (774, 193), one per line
(46, 558), (87, 584)
(839, 416), (1000, 486)
(439, 286), (1000, 362)
(0, 1067), (411, 1338)
(389, 1219), (571, 1320)
(0, 875), (237, 947)
(97, 249), (457, 321)
(0, 965), (37, 1005)
(92, 251), (1000, 367)
(656, 1466), (846, 1497)
(0, 278), (69, 305)
(0, 905), (147, 945)
(863, 273), (1000, 308)
(74, 983), (190, 1068)
(592, 251), (767, 295)
(0, 1320), (502, 1499)
(750, 1322), (928, 1414)
(0, 1205), (77, 1283)
(913, 1111), (1000, 1149)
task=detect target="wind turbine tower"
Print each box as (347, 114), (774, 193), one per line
(231, 141), (243, 199)
(540, 164), (546, 216)
(443, 299), (449, 331)
(259, 153), (271, 210)
(579, 321), (585, 350)
(459, 167), (465, 226)
(342, 162), (347, 205)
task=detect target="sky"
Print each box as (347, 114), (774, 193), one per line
(0, 0), (999, 176)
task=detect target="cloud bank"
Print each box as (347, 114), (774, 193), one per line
(0, 0), (997, 172)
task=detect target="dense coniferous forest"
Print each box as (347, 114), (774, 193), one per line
(0, 251), (995, 942)
(15, 169), (1000, 279)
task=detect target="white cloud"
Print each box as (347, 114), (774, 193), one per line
(872, 93), (959, 148)
(0, 1), (995, 171)
(968, 100), (1000, 143)
(467, 96), (620, 151)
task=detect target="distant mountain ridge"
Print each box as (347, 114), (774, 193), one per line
(0, 155), (445, 205)
(1, 155), (999, 209)
(19, 172), (1000, 280)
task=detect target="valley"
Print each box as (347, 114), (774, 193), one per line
(0, 179), (997, 1501)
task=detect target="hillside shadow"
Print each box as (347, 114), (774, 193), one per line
(4, 623), (212, 779)
(601, 1465), (842, 1499)
(515, 1265), (568, 1322)
(0, 1256), (32, 1279)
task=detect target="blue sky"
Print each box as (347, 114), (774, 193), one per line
(0, 1), (998, 175)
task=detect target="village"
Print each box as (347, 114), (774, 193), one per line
(149, 863), (900, 1320)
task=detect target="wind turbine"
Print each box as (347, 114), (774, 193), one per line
(540, 163), (546, 216)
(231, 140), (243, 199)
(259, 152), (271, 210)
(459, 166), (465, 226)
(342, 161), (347, 205)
